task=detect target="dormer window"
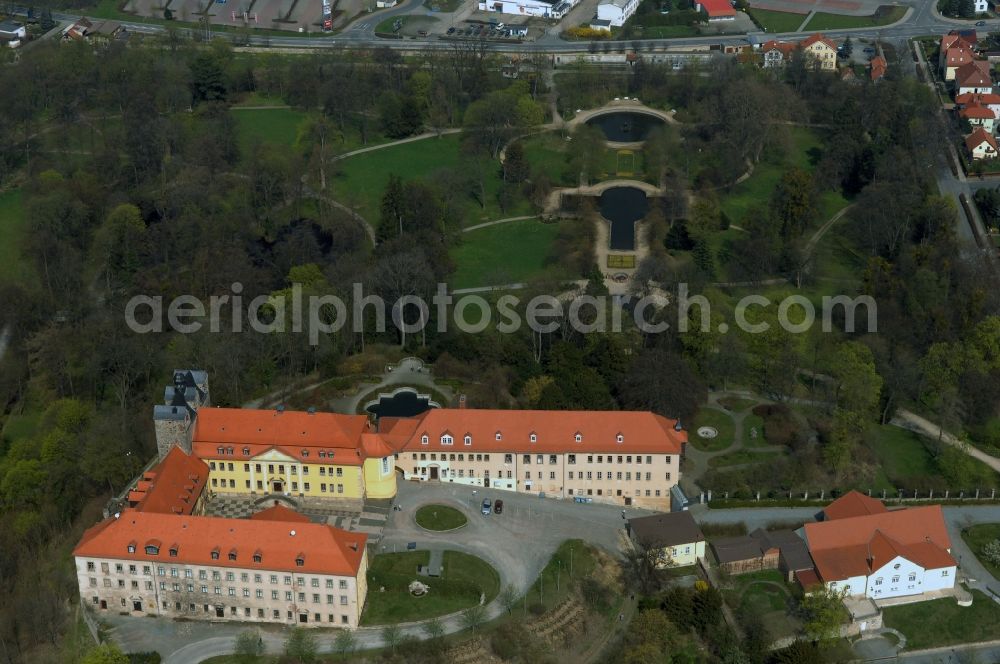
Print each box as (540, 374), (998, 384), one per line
(319, 451), (326, 458)
(464, 434), (472, 446)
(169, 546), (178, 557)
(441, 434), (453, 446)
(226, 446), (234, 455)
(210, 548), (220, 560)
(616, 433), (624, 444)
(495, 431), (502, 441)
(574, 432), (583, 443)
(228, 549), (238, 561)
(421, 435), (429, 445)
(302, 450), (309, 458)
(327, 451), (334, 458)
(144, 541), (160, 556)
(127, 541), (137, 554)
(529, 432), (537, 443)
(242, 447), (250, 456)
(252, 551), (262, 563)
(217, 446), (224, 455)
(295, 555), (305, 567)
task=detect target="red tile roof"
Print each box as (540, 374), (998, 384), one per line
(822, 491), (889, 520)
(192, 407), (380, 464)
(386, 408), (686, 454)
(762, 40), (797, 57)
(128, 447), (209, 515)
(870, 55), (887, 81)
(801, 33), (837, 51)
(698, 0), (735, 17)
(250, 503), (312, 523)
(74, 511), (366, 576)
(941, 31), (977, 53)
(960, 105), (996, 119)
(945, 46), (975, 69)
(804, 505), (954, 582)
(967, 127), (999, 152)
(955, 60), (992, 88)
(956, 92), (1000, 105)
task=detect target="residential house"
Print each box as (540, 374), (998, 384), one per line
(711, 528), (814, 582)
(590, 18), (613, 31)
(479, 0), (566, 18)
(869, 55), (887, 82)
(967, 127), (999, 159)
(761, 40), (796, 68)
(959, 104), (996, 133)
(0, 19), (26, 48)
(940, 30), (978, 80)
(800, 33), (838, 71)
(628, 511), (705, 567)
(63, 18), (93, 41)
(954, 60), (993, 95)
(956, 91), (1000, 117)
(697, 0), (736, 20)
(596, 0), (639, 27)
(975, 0), (990, 13)
(802, 502), (957, 600)
(820, 490), (887, 521)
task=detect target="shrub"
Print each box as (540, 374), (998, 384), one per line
(565, 26), (612, 40)
(529, 602), (547, 616)
(982, 539), (1000, 566)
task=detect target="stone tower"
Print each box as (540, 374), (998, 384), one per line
(153, 370), (210, 459)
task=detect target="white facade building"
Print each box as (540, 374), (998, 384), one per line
(596, 0), (639, 27)
(479, 0), (556, 17)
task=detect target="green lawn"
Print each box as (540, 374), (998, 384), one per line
(883, 589), (1000, 650)
(812, 223), (864, 284)
(0, 190), (30, 287)
(708, 449), (782, 468)
(361, 550), (499, 625)
(718, 397), (758, 413)
(691, 408), (736, 453)
(961, 524), (1000, 581)
(332, 133), (532, 229)
(232, 107), (311, 154)
(635, 25), (700, 38)
(525, 540), (597, 612)
(450, 219), (570, 290)
(804, 6), (906, 30)
(424, 0), (462, 10)
(415, 504), (468, 531)
(749, 8), (807, 32)
(742, 413), (769, 448)
(519, 133), (575, 186)
(867, 425), (937, 486)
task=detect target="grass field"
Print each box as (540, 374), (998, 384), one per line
(333, 133), (532, 229)
(519, 133), (576, 186)
(812, 223), (864, 284)
(743, 413), (769, 448)
(804, 6), (906, 30)
(361, 550), (499, 625)
(524, 540), (597, 612)
(708, 449), (783, 468)
(961, 524), (1000, 581)
(749, 8), (807, 32)
(415, 504), (468, 531)
(867, 426), (937, 486)
(232, 107), (311, 154)
(883, 589), (1000, 649)
(450, 219), (569, 290)
(691, 408), (736, 453)
(636, 25), (700, 38)
(723, 570), (801, 640)
(0, 190), (30, 287)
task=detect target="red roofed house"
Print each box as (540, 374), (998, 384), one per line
(821, 490), (889, 521)
(73, 511), (368, 626)
(802, 501), (956, 600)
(869, 55), (887, 82)
(696, 0), (736, 21)
(382, 408), (686, 510)
(762, 40), (797, 69)
(940, 31), (978, 80)
(967, 127), (999, 160)
(959, 103), (997, 133)
(801, 33), (838, 71)
(955, 60), (993, 95)
(127, 447), (209, 516)
(956, 91), (1000, 117)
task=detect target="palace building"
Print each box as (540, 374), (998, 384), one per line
(380, 408), (686, 510)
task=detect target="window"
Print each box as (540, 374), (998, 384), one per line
(569, 472), (574, 479)
(211, 550), (220, 560)
(529, 432), (537, 443)
(253, 552), (262, 563)
(296, 556), (305, 567)
(464, 435), (472, 446)
(505, 454), (513, 463)
(568, 454), (576, 464)
(340, 595), (348, 605)
(942, 570), (950, 576)
(874, 578), (883, 586)
(616, 433), (624, 444)
(891, 576), (899, 584)
(127, 543), (136, 554)
(339, 580), (348, 589)
(145, 545), (159, 555)
(908, 573), (916, 582)
(495, 431), (502, 441)
(441, 434), (453, 445)
(228, 550), (237, 561)
(523, 454), (531, 464)
(243, 447), (250, 456)
(574, 432), (582, 443)
(549, 455), (557, 465)
(421, 435), (429, 445)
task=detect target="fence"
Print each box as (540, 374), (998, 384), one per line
(700, 487), (1000, 509)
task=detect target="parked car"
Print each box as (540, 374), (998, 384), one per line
(481, 498), (492, 515)
(863, 47), (875, 54)
(494, 499), (504, 514)
(977, 20), (987, 26)
(447, 27), (455, 34)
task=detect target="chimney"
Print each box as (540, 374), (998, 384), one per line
(458, 395), (467, 409)
(276, 405), (285, 415)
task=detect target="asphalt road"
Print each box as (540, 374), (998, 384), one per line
(12, 0), (1000, 52)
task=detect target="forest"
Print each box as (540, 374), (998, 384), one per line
(0, 33), (998, 662)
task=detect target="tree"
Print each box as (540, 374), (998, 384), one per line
(982, 539), (1000, 566)
(498, 584), (519, 614)
(190, 52), (228, 104)
(235, 629), (265, 662)
(333, 629), (356, 655)
(381, 624), (403, 652)
(842, 36), (853, 57)
(827, 341), (882, 422)
(284, 627), (318, 664)
(164, 7), (174, 19)
(40, 8), (55, 31)
(80, 643), (130, 664)
(619, 348), (706, 423)
(460, 604), (488, 633)
(771, 168), (816, 238)
(502, 140), (530, 183)
(800, 586), (847, 642)
(422, 616), (445, 641)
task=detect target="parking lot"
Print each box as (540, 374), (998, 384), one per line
(124, 0), (326, 32)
